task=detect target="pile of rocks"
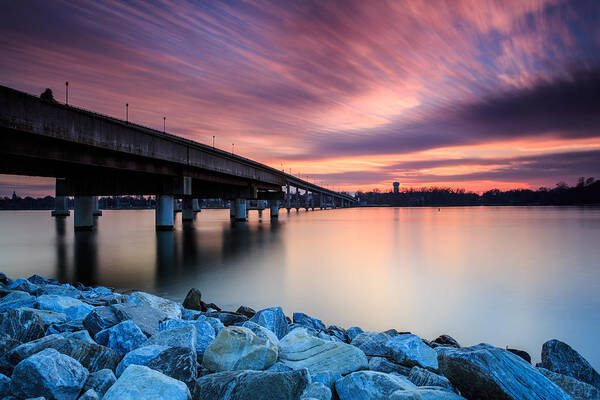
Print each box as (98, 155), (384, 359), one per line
(0, 272), (598, 399)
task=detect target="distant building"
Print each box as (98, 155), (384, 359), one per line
(393, 182), (399, 194)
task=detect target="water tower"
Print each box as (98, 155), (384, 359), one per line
(393, 182), (399, 194)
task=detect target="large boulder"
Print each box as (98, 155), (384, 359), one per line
(204, 311), (248, 326)
(6, 278), (39, 294)
(116, 345), (168, 377)
(301, 381), (332, 400)
(335, 371), (417, 400)
(279, 327), (367, 375)
(144, 325), (197, 352)
(539, 367), (600, 400)
(16, 307), (67, 327)
(353, 332), (437, 370)
(0, 373), (9, 398)
(352, 332), (392, 357)
(127, 291), (182, 319)
(541, 339), (600, 390)
(82, 368), (117, 397)
(438, 343), (572, 399)
(408, 366), (454, 391)
(95, 320), (147, 355)
(202, 326), (277, 371)
(241, 320), (279, 347)
(368, 356), (411, 375)
(390, 388), (467, 399)
(347, 326), (364, 342)
(159, 318), (215, 357)
(147, 346), (197, 390)
(63, 329), (95, 344)
(36, 284), (80, 298)
(293, 312), (326, 331)
(432, 335), (460, 348)
(7, 334), (121, 373)
(182, 288), (203, 311)
(193, 369), (311, 400)
(79, 389), (101, 400)
(10, 348), (88, 400)
(83, 306), (122, 337)
(196, 315), (225, 335)
(83, 304), (168, 338)
(0, 308), (45, 343)
(36, 295), (94, 321)
(103, 364), (191, 400)
(0, 291), (36, 311)
(249, 307), (288, 339)
(236, 305), (256, 319)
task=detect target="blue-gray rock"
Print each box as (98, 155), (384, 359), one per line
(10, 348), (88, 400)
(193, 369), (311, 400)
(347, 326), (364, 342)
(15, 307), (67, 328)
(352, 332), (392, 357)
(236, 305), (256, 319)
(35, 295), (94, 321)
(539, 367), (600, 400)
(46, 320), (85, 336)
(27, 274), (56, 285)
(279, 327), (367, 375)
(249, 307), (288, 339)
(242, 320), (279, 347)
(352, 333), (438, 370)
(82, 369), (117, 397)
(6, 278), (39, 294)
(182, 308), (204, 320)
(267, 361), (293, 372)
(127, 291), (182, 319)
(302, 382), (332, 400)
(432, 334), (460, 348)
(326, 325), (348, 342)
(36, 285), (80, 298)
(196, 315), (225, 334)
(144, 325), (197, 352)
(368, 356), (411, 375)
(408, 366), (454, 391)
(314, 371), (342, 391)
(541, 339), (600, 390)
(507, 348), (531, 364)
(78, 389), (100, 400)
(293, 312), (326, 331)
(82, 306), (121, 337)
(116, 345), (168, 377)
(62, 330), (95, 344)
(84, 304), (167, 338)
(182, 288), (203, 311)
(159, 318), (215, 357)
(95, 320), (147, 355)
(202, 326), (278, 371)
(103, 364), (191, 400)
(438, 343), (572, 400)
(147, 346), (197, 390)
(0, 273), (8, 285)
(0, 291), (36, 311)
(389, 388), (467, 399)
(0, 308), (45, 343)
(335, 371), (417, 400)
(7, 334), (121, 373)
(0, 373), (9, 398)
(204, 311), (248, 326)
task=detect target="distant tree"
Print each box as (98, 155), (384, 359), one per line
(585, 177), (596, 186)
(40, 88), (56, 103)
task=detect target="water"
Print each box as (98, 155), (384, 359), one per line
(1, 207), (599, 368)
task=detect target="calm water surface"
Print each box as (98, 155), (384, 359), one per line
(1, 207), (599, 368)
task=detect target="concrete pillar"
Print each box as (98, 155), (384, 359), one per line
(92, 196), (102, 216)
(235, 199), (247, 221)
(182, 196), (194, 221)
(192, 199), (201, 212)
(305, 190), (310, 211)
(286, 184), (291, 211)
(74, 196), (94, 230)
(52, 178), (70, 216)
(156, 194), (174, 230)
(229, 200), (237, 219)
(270, 200), (279, 219)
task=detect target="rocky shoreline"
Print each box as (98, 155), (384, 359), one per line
(0, 273), (598, 400)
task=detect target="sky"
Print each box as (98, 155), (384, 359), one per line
(1, 0), (599, 196)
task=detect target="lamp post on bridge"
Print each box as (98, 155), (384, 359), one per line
(163, 116), (166, 133)
(212, 136), (215, 148)
(126, 103), (129, 123)
(65, 81), (69, 105)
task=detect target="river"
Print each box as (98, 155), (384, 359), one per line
(1, 206), (599, 368)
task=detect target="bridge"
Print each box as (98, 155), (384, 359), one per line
(0, 85), (356, 230)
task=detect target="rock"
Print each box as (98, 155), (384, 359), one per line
(313, 371), (342, 392)
(147, 346), (197, 390)
(0, 308), (45, 343)
(507, 347), (532, 364)
(193, 369), (311, 400)
(279, 327), (367, 375)
(196, 315), (225, 334)
(82, 305), (122, 337)
(538, 367), (600, 400)
(268, 361), (293, 372)
(335, 371), (416, 400)
(27, 274), (56, 285)
(347, 326), (364, 342)
(62, 329), (95, 344)
(10, 348), (88, 400)
(15, 307), (67, 327)
(249, 307), (288, 339)
(242, 320), (279, 347)
(84, 304), (167, 338)
(302, 382), (332, 400)
(144, 325), (197, 352)
(0, 290), (36, 311)
(351, 332), (392, 357)
(0, 272), (8, 285)
(182, 288), (203, 311)
(432, 335), (460, 348)
(36, 285), (80, 298)
(7, 278), (39, 294)
(79, 389), (101, 400)
(236, 305), (256, 319)
(0, 373), (9, 398)
(182, 308), (204, 320)
(293, 312), (326, 331)
(103, 364), (191, 400)
(326, 325), (348, 342)
(204, 311), (248, 326)
(387, 334), (438, 370)
(8, 334), (121, 373)
(127, 291), (182, 319)
(116, 345), (168, 377)
(95, 320), (147, 356)
(82, 369), (117, 397)
(390, 388), (467, 399)
(438, 343), (572, 400)
(35, 295), (94, 321)
(204, 302), (222, 312)
(541, 339), (600, 390)
(159, 318), (215, 357)
(368, 356), (411, 375)
(408, 366), (454, 391)
(202, 326), (277, 371)
(46, 320), (85, 335)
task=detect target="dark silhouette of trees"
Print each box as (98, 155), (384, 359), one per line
(40, 88), (56, 103)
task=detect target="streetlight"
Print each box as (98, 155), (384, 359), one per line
(212, 136), (215, 148)
(126, 103), (129, 123)
(65, 81), (69, 105)
(232, 143), (235, 154)
(163, 117), (166, 133)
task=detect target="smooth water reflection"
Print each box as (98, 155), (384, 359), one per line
(1, 207), (599, 368)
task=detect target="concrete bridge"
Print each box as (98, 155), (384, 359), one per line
(0, 85), (356, 230)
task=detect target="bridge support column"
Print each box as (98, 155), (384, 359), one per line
(286, 184), (291, 211)
(92, 196), (102, 216)
(270, 200), (279, 219)
(229, 200), (237, 219)
(156, 195), (174, 230)
(234, 199), (247, 221)
(52, 178), (70, 217)
(182, 196), (194, 221)
(192, 199), (201, 212)
(74, 196), (94, 230)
